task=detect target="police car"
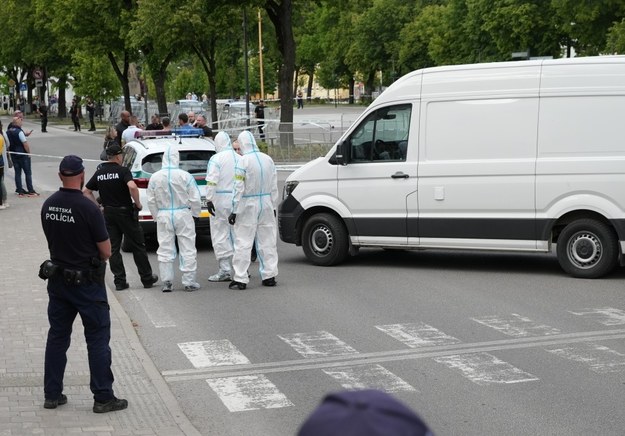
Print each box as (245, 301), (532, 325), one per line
(121, 129), (216, 239)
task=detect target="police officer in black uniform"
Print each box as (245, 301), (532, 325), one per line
(41, 155), (128, 413)
(83, 144), (158, 290)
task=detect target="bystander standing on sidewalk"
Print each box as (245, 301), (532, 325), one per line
(0, 120), (11, 209)
(70, 98), (81, 132)
(6, 116), (39, 197)
(37, 100), (49, 133)
(86, 97), (97, 131)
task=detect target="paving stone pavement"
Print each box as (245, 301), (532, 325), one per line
(0, 193), (200, 435)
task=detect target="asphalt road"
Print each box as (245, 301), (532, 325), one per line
(11, 115), (625, 436)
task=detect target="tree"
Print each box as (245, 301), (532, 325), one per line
(265, 0), (297, 145)
(551, 0), (625, 56)
(130, 0), (182, 115)
(70, 50), (120, 103)
(313, 1), (359, 103)
(46, 0), (140, 111)
(346, 0), (413, 96)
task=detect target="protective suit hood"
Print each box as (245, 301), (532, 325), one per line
(162, 144), (180, 169)
(214, 131), (232, 153)
(237, 130), (259, 154)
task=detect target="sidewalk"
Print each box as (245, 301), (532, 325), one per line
(0, 194), (200, 435)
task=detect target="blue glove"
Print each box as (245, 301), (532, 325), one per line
(206, 201), (215, 215)
(228, 213), (237, 225)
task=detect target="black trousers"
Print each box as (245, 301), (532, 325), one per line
(45, 275), (115, 403)
(257, 120), (265, 140)
(103, 207), (153, 286)
(41, 116), (48, 132)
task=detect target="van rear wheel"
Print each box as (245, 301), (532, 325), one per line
(557, 219), (618, 278)
(302, 213), (349, 266)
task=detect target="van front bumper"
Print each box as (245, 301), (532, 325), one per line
(278, 195), (304, 245)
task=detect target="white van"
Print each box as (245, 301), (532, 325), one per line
(278, 56), (625, 278)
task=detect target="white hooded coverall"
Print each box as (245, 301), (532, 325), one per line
(205, 131), (239, 278)
(231, 131), (279, 284)
(147, 145), (202, 287)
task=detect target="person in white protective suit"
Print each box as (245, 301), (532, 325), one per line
(228, 131), (279, 290)
(205, 131), (239, 282)
(147, 145), (202, 292)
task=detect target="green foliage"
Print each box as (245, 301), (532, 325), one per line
(71, 51), (120, 101)
(169, 63), (209, 100)
(5, 0), (625, 118)
(606, 18), (625, 53)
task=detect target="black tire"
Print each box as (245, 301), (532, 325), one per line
(556, 219), (618, 278)
(301, 213), (349, 266)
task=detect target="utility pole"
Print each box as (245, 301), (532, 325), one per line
(243, 8), (251, 127)
(258, 9), (264, 100)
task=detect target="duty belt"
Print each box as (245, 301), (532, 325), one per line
(103, 205), (133, 211)
(39, 260), (105, 286)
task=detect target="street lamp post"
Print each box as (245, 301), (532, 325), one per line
(243, 8), (251, 127)
(258, 9), (265, 100)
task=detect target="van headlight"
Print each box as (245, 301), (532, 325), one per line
(283, 181), (299, 199)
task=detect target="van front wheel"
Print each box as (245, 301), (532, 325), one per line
(302, 213), (349, 266)
(557, 219), (618, 278)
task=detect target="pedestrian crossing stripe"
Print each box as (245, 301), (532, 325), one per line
(375, 322), (461, 348)
(569, 307), (625, 326)
(278, 330), (359, 358)
(206, 374), (294, 412)
(433, 352), (539, 385)
(323, 364), (416, 393)
(471, 313), (561, 338)
(178, 340), (251, 368)
(545, 343), (625, 373)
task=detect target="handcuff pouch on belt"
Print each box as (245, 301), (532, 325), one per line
(38, 260), (59, 281)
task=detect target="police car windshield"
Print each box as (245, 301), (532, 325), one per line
(142, 150), (213, 174)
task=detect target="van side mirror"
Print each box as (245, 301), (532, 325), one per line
(335, 141), (347, 165)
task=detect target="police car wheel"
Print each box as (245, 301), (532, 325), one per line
(302, 213), (349, 266)
(556, 218), (618, 279)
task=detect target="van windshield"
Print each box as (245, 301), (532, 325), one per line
(141, 150), (214, 174)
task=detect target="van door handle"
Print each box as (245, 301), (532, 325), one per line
(391, 172), (409, 179)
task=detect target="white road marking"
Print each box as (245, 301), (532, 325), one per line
(433, 352), (539, 385)
(545, 343), (625, 373)
(206, 375), (294, 412)
(163, 329), (625, 382)
(375, 322), (461, 348)
(569, 307), (625, 326)
(278, 331), (359, 358)
(178, 340), (251, 368)
(129, 291), (176, 328)
(471, 313), (561, 337)
(323, 364), (416, 393)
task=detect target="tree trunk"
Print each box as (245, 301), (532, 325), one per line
(348, 76), (355, 105)
(266, 0), (296, 149)
(57, 76), (68, 118)
(306, 69), (314, 102)
(153, 73), (167, 116)
(107, 51), (131, 112)
(194, 39), (219, 129)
